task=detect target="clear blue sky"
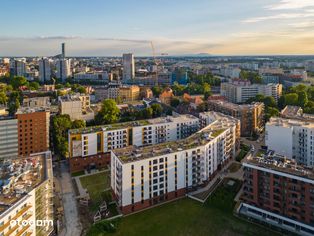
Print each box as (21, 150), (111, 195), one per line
(1, 0), (314, 56)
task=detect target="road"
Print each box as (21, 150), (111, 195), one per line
(240, 134), (265, 156)
(58, 161), (82, 236)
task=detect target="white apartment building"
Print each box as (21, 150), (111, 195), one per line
(0, 116), (18, 158)
(110, 114), (238, 214)
(68, 114), (199, 158)
(56, 58), (71, 82)
(221, 81), (282, 103)
(122, 53), (135, 81)
(39, 57), (52, 82)
(59, 94), (94, 121)
(219, 67), (241, 79)
(23, 96), (51, 108)
(265, 117), (314, 167)
(0, 151), (54, 236)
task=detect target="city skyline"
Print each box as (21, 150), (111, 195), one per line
(1, 0), (314, 56)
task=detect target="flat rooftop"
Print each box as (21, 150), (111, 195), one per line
(16, 107), (49, 114)
(113, 120), (234, 163)
(280, 105), (302, 117)
(69, 114), (198, 135)
(267, 117), (314, 128)
(245, 152), (314, 181)
(0, 153), (49, 214)
(208, 100), (263, 110)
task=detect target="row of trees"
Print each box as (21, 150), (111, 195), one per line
(52, 114), (86, 158)
(239, 70), (263, 84)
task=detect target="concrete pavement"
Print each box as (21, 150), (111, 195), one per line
(58, 162), (82, 236)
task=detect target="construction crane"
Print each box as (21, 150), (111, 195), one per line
(150, 41), (159, 86)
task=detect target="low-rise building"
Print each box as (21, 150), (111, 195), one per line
(240, 152), (314, 236)
(111, 115), (238, 214)
(159, 88), (174, 105)
(22, 96), (50, 108)
(119, 85), (140, 102)
(0, 151), (54, 236)
(206, 100), (264, 136)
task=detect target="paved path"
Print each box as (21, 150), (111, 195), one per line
(58, 162), (82, 236)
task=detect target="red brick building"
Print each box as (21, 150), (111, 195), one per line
(239, 153), (314, 235)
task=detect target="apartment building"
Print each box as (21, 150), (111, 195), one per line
(122, 53), (135, 81)
(206, 100), (264, 136)
(68, 114), (199, 172)
(55, 58), (71, 82)
(58, 94), (94, 121)
(22, 96), (50, 108)
(221, 81), (282, 103)
(0, 115), (18, 158)
(111, 115), (238, 214)
(240, 153), (314, 236)
(0, 151), (54, 236)
(265, 117), (314, 167)
(38, 57), (52, 82)
(16, 107), (50, 156)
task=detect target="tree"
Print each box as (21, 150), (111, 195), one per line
(151, 103), (163, 117)
(52, 115), (73, 158)
(142, 107), (153, 119)
(10, 76), (28, 90)
(8, 98), (20, 115)
(284, 93), (299, 106)
(297, 91), (308, 107)
(29, 81), (40, 90)
(96, 99), (120, 124)
(263, 96), (276, 107)
(170, 98), (180, 108)
(0, 91), (7, 105)
(77, 86), (86, 94)
(265, 107), (279, 121)
(71, 120), (86, 129)
(151, 86), (162, 97)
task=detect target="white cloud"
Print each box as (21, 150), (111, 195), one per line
(243, 12), (314, 23)
(265, 0), (314, 10)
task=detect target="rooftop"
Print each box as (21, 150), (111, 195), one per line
(113, 120), (234, 163)
(0, 152), (51, 214)
(208, 100), (264, 111)
(280, 105), (303, 118)
(267, 117), (314, 129)
(15, 107), (49, 114)
(244, 152), (314, 181)
(69, 114), (198, 135)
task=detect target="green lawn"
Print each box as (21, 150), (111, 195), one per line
(87, 178), (279, 236)
(79, 171), (111, 211)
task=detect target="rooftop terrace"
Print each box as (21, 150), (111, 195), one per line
(0, 153), (49, 214)
(113, 120), (234, 163)
(245, 152), (314, 181)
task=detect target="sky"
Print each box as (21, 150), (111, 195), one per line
(1, 0), (314, 56)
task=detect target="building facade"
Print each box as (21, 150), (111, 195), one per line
(240, 153), (314, 236)
(0, 116), (18, 158)
(16, 108), (50, 156)
(122, 53), (135, 81)
(221, 81), (282, 103)
(111, 116), (238, 214)
(266, 117), (314, 167)
(68, 114), (199, 172)
(56, 59), (71, 82)
(206, 100), (264, 136)
(39, 57), (52, 82)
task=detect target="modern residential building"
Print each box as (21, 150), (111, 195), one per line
(221, 81), (282, 103)
(122, 53), (135, 81)
(56, 58), (71, 82)
(16, 107), (50, 156)
(265, 117), (314, 167)
(240, 152), (314, 236)
(58, 94), (94, 121)
(280, 105), (314, 122)
(73, 71), (109, 82)
(39, 57), (52, 82)
(0, 151), (54, 236)
(206, 100), (264, 136)
(68, 114), (199, 172)
(0, 115), (18, 158)
(111, 115), (238, 214)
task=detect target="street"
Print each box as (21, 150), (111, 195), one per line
(58, 161), (82, 236)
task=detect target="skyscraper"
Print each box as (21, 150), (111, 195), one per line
(56, 58), (71, 82)
(62, 42), (65, 58)
(39, 57), (52, 82)
(122, 53), (135, 81)
(10, 58), (26, 77)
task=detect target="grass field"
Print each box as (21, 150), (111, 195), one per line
(79, 171), (111, 211)
(87, 178), (279, 236)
